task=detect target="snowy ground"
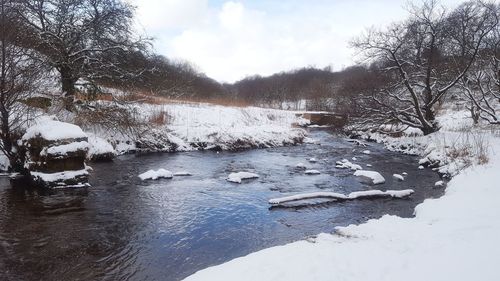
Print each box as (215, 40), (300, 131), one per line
(183, 109), (500, 281)
(79, 101), (308, 155)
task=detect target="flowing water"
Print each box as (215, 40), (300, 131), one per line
(0, 130), (443, 281)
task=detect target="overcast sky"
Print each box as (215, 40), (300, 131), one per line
(131, 0), (466, 83)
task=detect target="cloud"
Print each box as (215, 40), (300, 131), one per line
(133, 0), (469, 83)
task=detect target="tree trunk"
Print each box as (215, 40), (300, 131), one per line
(60, 66), (76, 111)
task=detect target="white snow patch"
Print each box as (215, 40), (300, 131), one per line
(41, 141), (89, 157)
(435, 181), (445, 187)
(353, 170), (386, 184)
(139, 169), (173, 180)
(418, 165), (425, 170)
(22, 116), (87, 141)
(308, 157), (317, 163)
(31, 169), (88, 185)
(295, 163), (307, 169)
(227, 172), (259, 183)
(87, 135), (116, 158)
(362, 150), (371, 154)
(174, 171), (192, 176)
(269, 189), (414, 205)
(304, 170), (321, 175)
(335, 159), (362, 170)
(393, 174), (405, 181)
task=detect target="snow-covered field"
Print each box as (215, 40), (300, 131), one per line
(183, 109), (500, 281)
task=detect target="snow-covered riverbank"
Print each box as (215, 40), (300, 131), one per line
(183, 109), (500, 281)
(81, 102), (308, 155)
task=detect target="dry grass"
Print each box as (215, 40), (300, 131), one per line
(148, 108), (173, 126)
(446, 131), (490, 166)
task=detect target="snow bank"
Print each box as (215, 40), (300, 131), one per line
(79, 102), (307, 155)
(227, 172), (259, 183)
(139, 169), (173, 180)
(22, 116), (86, 141)
(353, 170), (386, 184)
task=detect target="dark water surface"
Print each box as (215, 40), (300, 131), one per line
(0, 130), (443, 281)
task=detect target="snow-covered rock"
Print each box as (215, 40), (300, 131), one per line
(335, 159), (362, 170)
(353, 170), (386, 184)
(362, 150), (371, 154)
(268, 189), (414, 205)
(87, 135), (116, 161)
(393, 174), (405, 181)
(418, 165), (425, 170)
(22, 116), (87, 141)
(304, 170), (321, 175)
(308, 157), (317, 163)
(402, 172), (408, 176)
(174, 171), (192, 176)
(22, 117), (90, 188)
(227, 172), (259, 183)
(139, 169), (173, 180)
(295, 163), (307, 169)
(435, 180), (445, 187)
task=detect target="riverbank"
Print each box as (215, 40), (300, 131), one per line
(183, 109), (500, 281)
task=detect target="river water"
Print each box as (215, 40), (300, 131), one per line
(0, 129), (443, 281)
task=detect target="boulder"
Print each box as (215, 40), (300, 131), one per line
(21, 117), (90, 188)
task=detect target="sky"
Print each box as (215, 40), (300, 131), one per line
(131, 0), (466, 83)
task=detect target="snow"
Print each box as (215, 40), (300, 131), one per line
(402, 172), (408, 176)
(31, 169), (88, 186)
(308, 157), (317, 163)
(22, 116), (87, 141)
(351, 157), (357, 161)
(78, 101), (307, 155)
(393, 174), (405, 181)
(138, 169), (173, 180)
(269, 189), (414, 205)
(418, 165), (425, 170)
(87, 135), (116, 159)
(40, 141), (89, 157)
(366, 164), (372, 167)
(304, 170), (321, 175)
(435, 180), (445, 187)
(335, 159), (362, 170)
(353, 170), (386, 184)
(174, 171), (192, 176)
(227, 172), (259, 183)
(295, 163), (307, 169)
(362, 150), (371, 154)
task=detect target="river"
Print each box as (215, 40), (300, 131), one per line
(0, 129), (443, 281)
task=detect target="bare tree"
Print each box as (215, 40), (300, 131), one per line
(352, 0), (497, 134)
(14, 0), (145, 109)
(459, 1), (500, 124)
(0, 0), (43, 171)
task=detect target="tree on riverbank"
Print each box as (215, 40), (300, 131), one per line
(13, 0), (147, 110)
(352, 0), (498, 135)
(0, 0), (44, 171)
